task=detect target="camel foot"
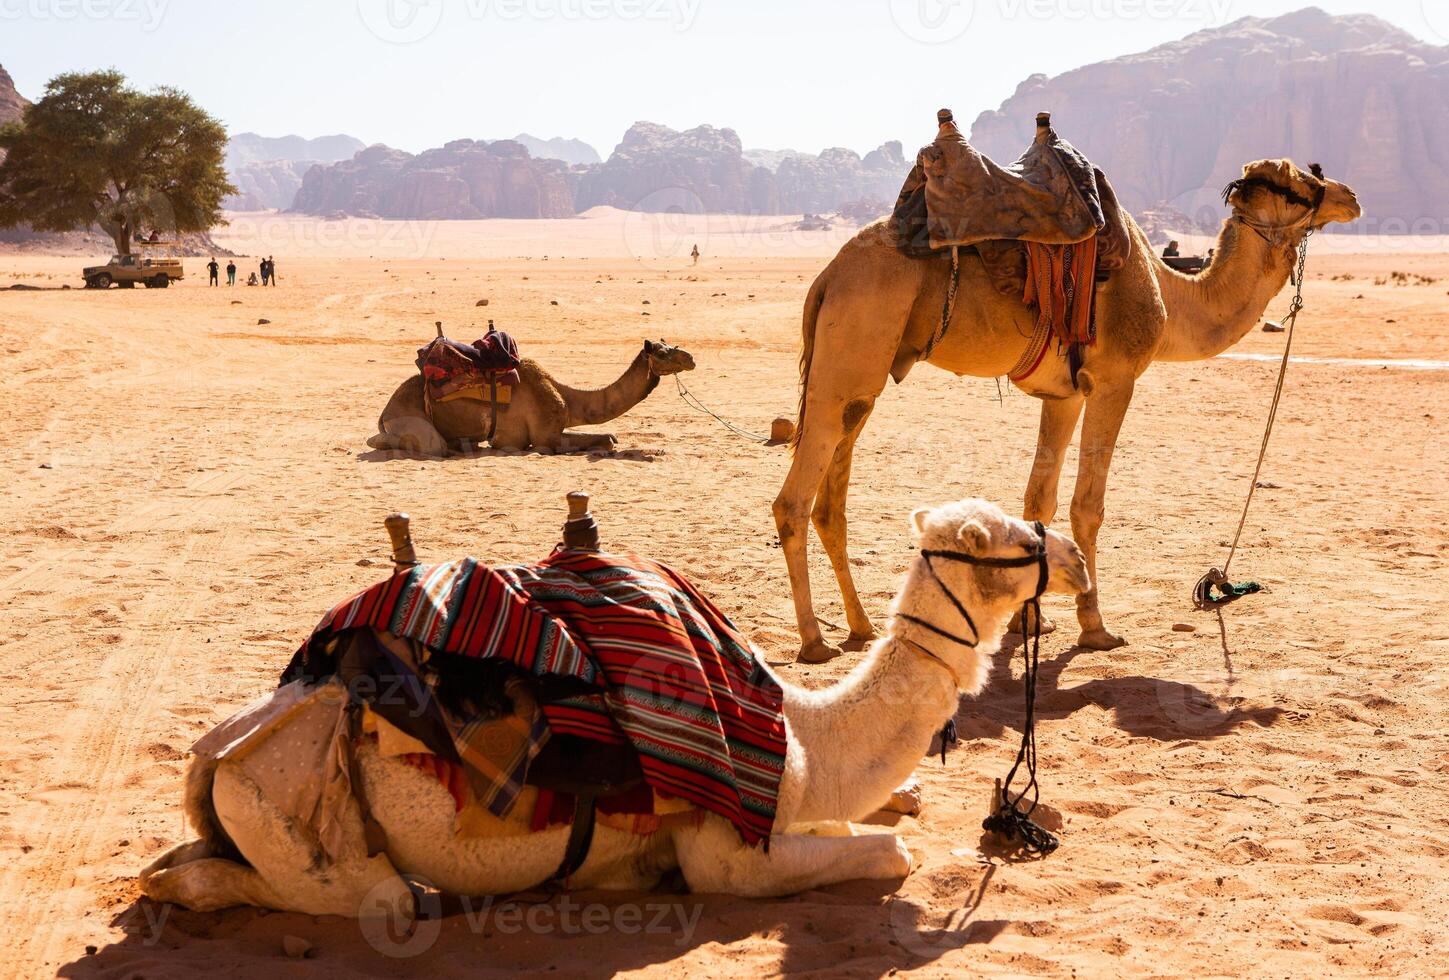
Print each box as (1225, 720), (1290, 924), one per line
(1076, 628), (1127, 651)
(847, 627), (879, 643)
(797, 639), (843, 665)
(138, 838), (215, 888)
(881, 779), (922, 817)
(1009, 608), (1057, 636)
(365, 432), (399, 451)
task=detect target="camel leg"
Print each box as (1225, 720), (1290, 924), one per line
(203, 763), (414, 918)
(811, 398), (877, 642)
(673, 818), (911, 897)
(774, 415), (849, 663)
(1069, 375), (1134, 650)
(141, 854), (290, 913)
(558, 431), (618, 452)
(1012, 395), (1085, 636)
(374, 415), (449, 458)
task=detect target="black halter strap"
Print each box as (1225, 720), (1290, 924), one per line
(904, 521), (1061, 857)
(897, 521), (1049, 648)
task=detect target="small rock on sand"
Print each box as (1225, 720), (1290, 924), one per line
(1172, 623), (1196, 633)
(476, 298), (489, 306)
(281, 935), (314, 959)
(257, 318), (272, 325)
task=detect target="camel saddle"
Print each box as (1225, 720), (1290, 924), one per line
(416, 323), (521, 411)
(891, 110), (1131, 295)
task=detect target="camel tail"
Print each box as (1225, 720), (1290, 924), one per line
(791, 273), (828, 452)
(184, 756), (241, 860)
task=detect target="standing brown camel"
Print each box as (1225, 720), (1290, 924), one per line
(774, 159), (1362, 663)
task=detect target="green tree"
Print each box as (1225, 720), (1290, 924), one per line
(0, 70), (234, 255)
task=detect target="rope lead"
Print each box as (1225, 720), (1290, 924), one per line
(1194, 232), (1313, 608)
(981, 596), (1060, 857)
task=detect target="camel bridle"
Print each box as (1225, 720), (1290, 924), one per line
(1222, 172), (1326, 248)
(898, 520), (1050, 652)
(901, 519), (1062, 857)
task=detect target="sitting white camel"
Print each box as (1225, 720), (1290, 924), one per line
(140, 498), (1089, 916)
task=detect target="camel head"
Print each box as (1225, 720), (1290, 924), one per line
(892, 499), (1088, 693)
(1223, 160), (1362, 238)
(908, 499), (1090, 604)
(643, 339), (696, 376)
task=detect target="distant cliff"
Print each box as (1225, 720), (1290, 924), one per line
(507, 133), (600, 166)
(291, 139), (575, 219)
(573, 122), (773, 213)
(969, 8), (1449, 230)
(224, 132), (366, 211)
(0, 64), (25, 128)
(572, 122), (907, 215)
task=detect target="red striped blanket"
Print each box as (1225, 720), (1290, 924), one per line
(288, 550), (787, 845)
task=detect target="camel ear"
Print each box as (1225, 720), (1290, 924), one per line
(910, 508), (932, 538)
(643, 340), (658, 354)
(956, 519), (990, 554)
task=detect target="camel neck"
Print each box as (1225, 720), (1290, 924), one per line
(1153, 218), (1299, 363)
(557, 350), (658, 428)
(779, 636), (961, 826)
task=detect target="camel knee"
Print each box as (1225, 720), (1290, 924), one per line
(773, 494), (809, 541)
(380, 416), (447, 457)
(1024, 487), (1059, 525)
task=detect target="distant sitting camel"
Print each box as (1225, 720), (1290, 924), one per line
(774, 159), (1362, 662)
(138, 498), (1089, 914)
(368, 339), (696, 455)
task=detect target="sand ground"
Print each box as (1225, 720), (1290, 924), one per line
(1, 213), (1447, 977)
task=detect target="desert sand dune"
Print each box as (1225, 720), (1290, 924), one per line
(0, 215), (1446, 976)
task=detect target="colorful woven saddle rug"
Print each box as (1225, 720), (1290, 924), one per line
(283, 549), (787, 846)
(416, 327), (522, 412)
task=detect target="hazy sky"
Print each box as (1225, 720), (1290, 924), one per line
(2, 0), (1443, 156)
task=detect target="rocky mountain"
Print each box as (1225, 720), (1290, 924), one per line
(0, 63), (26, 128)
(969, 8), (1449, 231)
(507, 133), (600, 166)
(773, 143), (905, 214)
(743, 148), (808, 171)
(572, 122), (909, 215)
(224, 132), (366, 211)
(574, 122), (773, 213)
(291, 139), (575, 219)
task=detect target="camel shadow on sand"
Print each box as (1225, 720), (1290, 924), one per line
(357, 445), (663, 464)
(67, 873), (991, 976)
(951, 631), (1282, 745)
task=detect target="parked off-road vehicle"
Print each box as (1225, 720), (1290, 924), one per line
(83, 254), (185, 289)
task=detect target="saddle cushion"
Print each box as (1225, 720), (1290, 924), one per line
(283, 550), (787, 846)
(416, 329), (522, 403)
(893, 113), (1104, 253)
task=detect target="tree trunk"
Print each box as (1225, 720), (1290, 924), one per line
(111, 222), (131, 257)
